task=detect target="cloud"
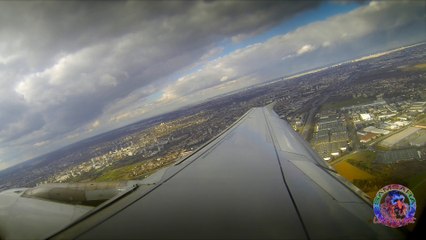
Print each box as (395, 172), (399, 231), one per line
(34, 140), (49, 147)
(0, 1), (321, 168)
(297, 44), (315, 55)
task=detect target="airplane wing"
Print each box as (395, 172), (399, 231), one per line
(45, 106), (404, 239)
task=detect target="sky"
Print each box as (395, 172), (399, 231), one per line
(0, 0), (425, 170)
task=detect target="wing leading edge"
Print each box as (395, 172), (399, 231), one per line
(50, 107), (404, 239)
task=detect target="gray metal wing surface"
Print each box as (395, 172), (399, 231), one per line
(50, 107), (404, 239)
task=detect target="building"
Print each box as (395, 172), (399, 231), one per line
(409, 102), (425, 113)
(363, 126), (390, 135)
(341, 100), (386, 111)
(378, 113), (396, 120)
(359, 132), (378, 143)
(360, 113), (372, 121)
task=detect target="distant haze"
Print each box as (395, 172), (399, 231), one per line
(0, 1), (425, 170)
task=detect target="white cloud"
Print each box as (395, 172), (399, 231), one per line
(297, 44), (315, 55)
(34, 140), (49, 147)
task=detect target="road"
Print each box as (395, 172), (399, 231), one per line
(300, 94), (329, 141)
(345, 115), (360, 151)
(329, 150), (363, 166)
(367, 124), (412, 147)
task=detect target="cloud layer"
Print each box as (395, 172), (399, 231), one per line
(159, 1), (425, 104)
(0, 1), (425, 169)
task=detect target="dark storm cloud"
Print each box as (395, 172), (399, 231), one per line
(0, 1), (320, 68)
(0, 1), (321, 167)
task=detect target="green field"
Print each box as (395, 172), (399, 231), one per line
(415, 114), (426, 125)
(407, 171), (426, 210)
(95, 151), (182, 182)
(95, 159), (171, 182)
(320, 96), (375, 111)
(95, 163), (141, 181)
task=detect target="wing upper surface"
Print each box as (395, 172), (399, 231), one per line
(50, 107), (404, 240)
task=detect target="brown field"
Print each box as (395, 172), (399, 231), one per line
(403, 62), (426, 72)
(413, 63), (426, 70)
(333, 161), (374, 181)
